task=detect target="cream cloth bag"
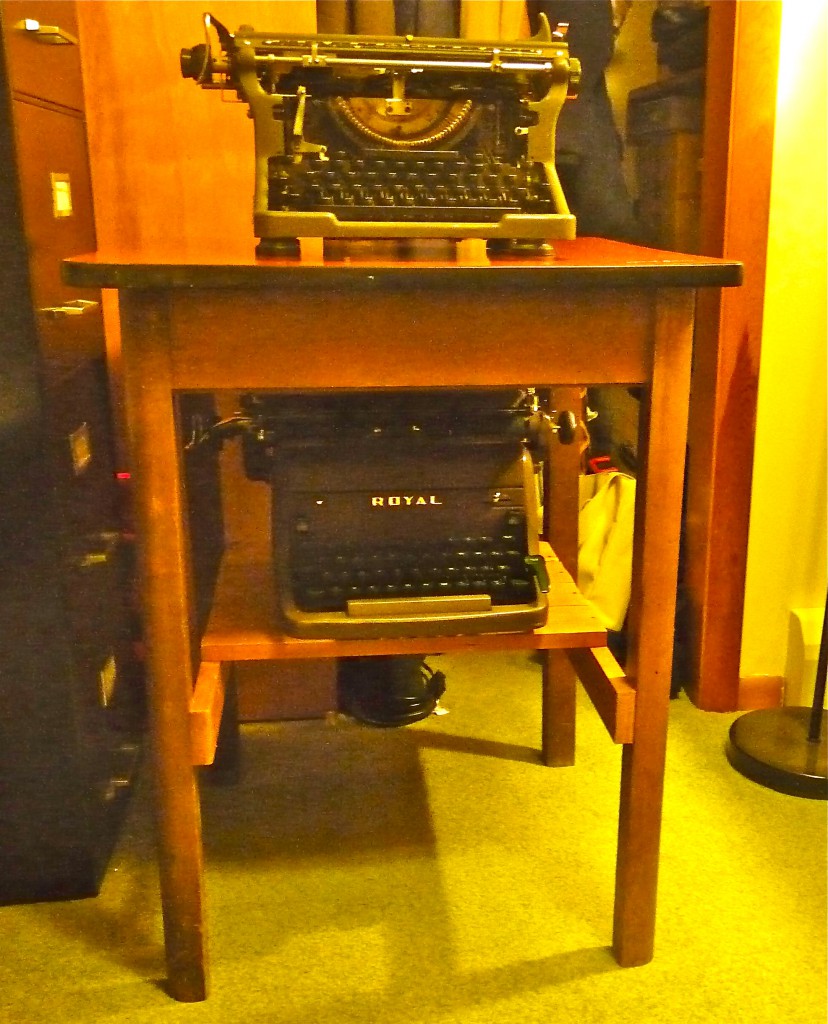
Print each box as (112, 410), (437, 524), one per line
(578, 472), (636, 632)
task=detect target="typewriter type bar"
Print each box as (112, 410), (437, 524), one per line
(181, 14), (580, 254)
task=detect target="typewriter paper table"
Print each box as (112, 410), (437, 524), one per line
(65, 237), (741, 1002)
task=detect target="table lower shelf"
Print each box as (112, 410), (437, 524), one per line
(200, 546), (607, 662)
(192, 550), (635, 764)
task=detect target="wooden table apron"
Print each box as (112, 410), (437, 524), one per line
(113, 275), (694, 1002)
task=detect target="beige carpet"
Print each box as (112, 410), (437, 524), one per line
(1, 652), (825, 1023)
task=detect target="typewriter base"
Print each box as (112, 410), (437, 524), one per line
(255, 237), (301, 259)
(486, 238), (557, 257)
(254, 235), (559, 260)
(274, 598), (550, 641)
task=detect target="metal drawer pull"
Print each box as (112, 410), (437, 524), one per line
(15, 19), (78, 45)
(39, 299), (99, 318)
(71, 531), (122, 569)
(75, 551), (109, 568)
(103, 778), (131, 803)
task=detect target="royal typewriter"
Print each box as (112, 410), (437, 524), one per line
(180, 13), (580, 254)
(235, 390), (551, 640)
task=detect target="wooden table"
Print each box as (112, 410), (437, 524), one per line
(65, 236), (741, 1001)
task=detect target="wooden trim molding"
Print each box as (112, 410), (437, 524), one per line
(568, 646), (636, 744)
(738, 676), (785, 711)
(190, 661), (229, 765)
(685, 0), (782, 711)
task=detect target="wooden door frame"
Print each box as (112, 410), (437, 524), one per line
(685, 0), (783, 711)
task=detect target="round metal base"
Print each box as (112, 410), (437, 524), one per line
(726, 707), (828, 799)
(338, 656), (446, 728)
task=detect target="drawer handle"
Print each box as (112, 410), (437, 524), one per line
(39, 299), (99, 318)
(103, 778), (131, 803)
(74, 551), (110, 568)
(70, 531), (122, 570)
(14, 19), (78, 45)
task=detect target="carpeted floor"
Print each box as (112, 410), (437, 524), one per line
(1, 652), (825, 1023)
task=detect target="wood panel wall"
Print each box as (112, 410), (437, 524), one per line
(76, 2), (337, 721)
(76, 0), (317, 555)
(76, 1), (316, 251)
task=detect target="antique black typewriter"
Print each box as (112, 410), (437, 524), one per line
(180, 13), (580, 255)
(236, 391), (551, 640)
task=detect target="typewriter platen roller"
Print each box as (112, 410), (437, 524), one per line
(181, 14), (580, 254)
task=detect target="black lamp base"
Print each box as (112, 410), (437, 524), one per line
(726, 707), (828, 799)
(338, 656), (446, 728)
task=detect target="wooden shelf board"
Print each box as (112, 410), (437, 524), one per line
(189, 661), (229, 765)
(201, 547), (606, 663)
(567, 646), (636, 744)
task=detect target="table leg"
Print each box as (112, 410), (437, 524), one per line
(540, 386), (583, 766)
(542, 649), (577, 766)
(612, 290), (695, 966)
(120, 294), (208, 1001)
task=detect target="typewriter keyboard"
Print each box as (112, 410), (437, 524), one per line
(289, 520), (541, 613)
(268, 150), (555, 223)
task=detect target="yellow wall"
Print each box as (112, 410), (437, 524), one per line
(740, 0), (827, 697)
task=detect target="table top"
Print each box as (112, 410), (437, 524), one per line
(63, 236), (743, 292)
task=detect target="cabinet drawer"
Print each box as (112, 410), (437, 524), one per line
(46, 361), (119, 538)
(12, 98), (96, 267)
(1, 1), (84, 110)
(63, 549), (132, 711)
(12, 96), (103, 366)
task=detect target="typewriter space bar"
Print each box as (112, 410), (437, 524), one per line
(347, 594), (492, 618)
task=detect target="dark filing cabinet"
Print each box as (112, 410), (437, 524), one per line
(0, 1), (143, 903)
